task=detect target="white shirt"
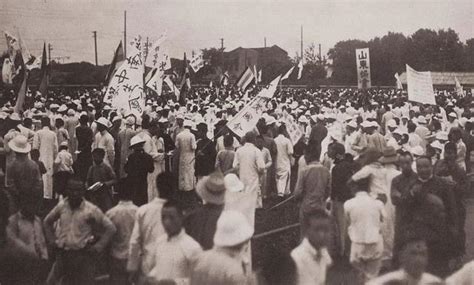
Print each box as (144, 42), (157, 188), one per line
(127, 198), (167, 276)
(344, 192), (385, 244)
(291, 238), (332, 285)
(367, 269), (441, 285)
(106, 200), (138, 260)
(233, 143), (265, 193)
(446, 261), (474, 285)
(149, 230), (202, 282)
(274, 134), (294, 171)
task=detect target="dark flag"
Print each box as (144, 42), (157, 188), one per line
(235, 66), (255, 91)
(104, 41), (125, 85)
(38, 43), (48, 96)
(179, 52), (191, 106)
(13, 51), (27, 113)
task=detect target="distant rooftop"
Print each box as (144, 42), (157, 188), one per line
(399, 71), (474, 86)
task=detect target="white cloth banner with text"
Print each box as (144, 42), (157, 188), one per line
(356, 48), (371, 89)
(406, 64), (435, 105)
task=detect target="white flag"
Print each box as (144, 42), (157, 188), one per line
(144, 34), (170, 70)
(227, 75), (281, 137)
(297, 60), (303, 80)
(394, 73), (403, 89)
(105, 35), (145, 116)
(258, 70), (262, 83)
(406, 64), (435, 105)
(253, 65), (259, 83)
(190, 52), (205, 73)
(164, 75), (180, 99)
(455, 76), (464, 96)
(281, 66), (295, 81)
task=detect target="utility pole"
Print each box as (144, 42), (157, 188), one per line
(48, 43), (52, 64)
(264, 37), (267, 48)
(220, 38), (224, 71)
(92, 31), (98, 66)
(318, 43), (322, 64)
(123, 10), (127, 57)
(300, 25), (304, 64)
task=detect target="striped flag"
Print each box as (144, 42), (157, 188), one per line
(13, 50), (27, 113)
(164, 75), (180, 100)
(281, 66), (295, 81)
(104, 41), (125, 85)
(235, 67), (255, 91)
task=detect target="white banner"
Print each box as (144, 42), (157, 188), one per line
(227, 75), (281, 137)
(356, 48), (371, 89)
(283, 116), (304, 144)
(146, 69), (164, 95)
(190, 52), (205, 72)
(105, 35), (145, 116)
(406, 64), (435, 105)
(145, 34), (170, 70)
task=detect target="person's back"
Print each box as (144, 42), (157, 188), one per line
(294, 160), (330, 214)
(233, 139), (265, 193)
(184, 203), (224, 250)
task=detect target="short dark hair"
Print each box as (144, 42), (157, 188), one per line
(163, 199), (183, 217)
(156, 172), (174, 199)
(302, 208), (331, 228)
(416, 155), (432, 164)
(444, 141), (457, 153)
(407, 121), (417, 133)
(332, 142), (345, 156)
(399, 151), (413, 160)
(92, 148), (105, 158)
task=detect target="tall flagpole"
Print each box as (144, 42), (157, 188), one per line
(124, 10), (127, 58)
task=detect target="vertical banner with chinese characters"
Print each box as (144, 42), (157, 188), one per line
(105, 35), (145, 116)
(227, 75), (281, 137)
(356, 48), (371, 89)
(189, 52), (205, 73)
(406, 64), (435, 105)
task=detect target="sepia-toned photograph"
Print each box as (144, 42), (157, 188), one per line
(0, 0), (473, 284)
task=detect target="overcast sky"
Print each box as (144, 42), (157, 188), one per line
(1, 0), (472, 65)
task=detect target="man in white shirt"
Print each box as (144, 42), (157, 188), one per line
(274, 124), (294, 197)
(127, 173), (173, 283)
(368, 235), (442, 285)
(344, 187), (385, 282)
(148, 200), (202, 283)
(291, 209), (332, 285)
(92, 117), (115, 167)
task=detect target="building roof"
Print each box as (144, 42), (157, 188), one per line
(399, 71), (474, 85)
(226, 45), (288, 55)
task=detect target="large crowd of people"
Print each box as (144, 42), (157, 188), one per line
(0, 84), (473, 284)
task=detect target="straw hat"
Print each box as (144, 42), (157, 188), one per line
(96, 117), (112, 128)
(8, 135), (31, 153)
(213, 210), (254, 247)
(129, 135), (145, 148)
(196, 171), (226, 205)
(224, 174), (244, 193)
(379, 147), (398, 164)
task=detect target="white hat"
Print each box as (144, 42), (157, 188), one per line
(316, 114), (325, 121)
(347, 120), (357, 129)
(417, 115), (427, 124)
(392, 128), (405, 136)
(176, 113), (184, 120)
(50, 103), (59, 109)
(158, 117), (168, 124)
(448, 112), (457, 118)
(430, 140), (444, 150)
(224, 174), (245, 193)
(9, 113), (21, 121)
(8, 135), (31, 153)
(67, 109), (75, 116)
(459, 117), (468, 127)
(213, 211), (254, 247)
(370, 121), (379, 128)
(435, 131), (449, 141)
(360, 121), (372, 128)
(112, 115), (122, 123)
(60, 141), (69, 147)
(103, 105), (112, 111)
(386, 119), (397, 128)
(411, 146), (424, 156)
(129, 135), (145, 148)
(196, 172), (226, 205)
(58, 105), (67, 113)
(298, 116), (309, 124)
(96, 117), (112, 128)
(125, 116), (135, 126)
(265, 115), (276, 125)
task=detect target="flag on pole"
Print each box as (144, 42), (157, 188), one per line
(14, 70), (28, 114)
(297, 60), (303, 80)
(13, 50), (27, 113)
(144, 35), (170, 70)
(235, 67), (255, 91)
(394, 73), (403, 90)
(146, 68), (164, 95)
(38, 43), (48, 96)
(164, 75), (180, 100)
(189, 51), (205, 73)
(105, 35), (145, 116)
(220, 71), (229, 86)
(227, 75), (281, 137)
(2, 58), (13, 84)
(258, 69), (262, 83)
(104, 41), (125, 85)
(281, 66), (295, 81)
(253, 65), (259, 83)
(455, 76), (464, 96)
(179, 53), (191, 105)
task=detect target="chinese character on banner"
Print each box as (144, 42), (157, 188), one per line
(355, 48), (371, 89)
